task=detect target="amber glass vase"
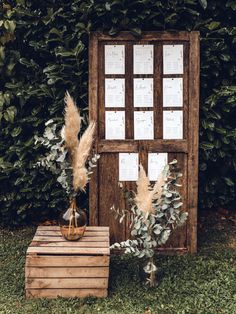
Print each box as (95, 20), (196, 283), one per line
(59, 198), (87, 241)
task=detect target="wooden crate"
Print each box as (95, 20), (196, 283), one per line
(25, 225), (110, 298)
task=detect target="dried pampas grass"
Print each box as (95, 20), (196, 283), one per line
(64, 91), (82, 157)
(72, 122), (96, 192)
(135, 164), (167, 214)
(135, 164), (151, 212)
(63, 92), (96, 192)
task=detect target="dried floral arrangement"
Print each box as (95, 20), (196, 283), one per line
(111, 160), (188, 287)
(35, 92), (99, 199)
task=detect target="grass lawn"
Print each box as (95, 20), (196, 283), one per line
(0, 210), (236, 314)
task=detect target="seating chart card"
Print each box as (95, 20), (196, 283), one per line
(163, 110), (183, 139)
(119, 153), (139, 181)
(163, 78), (183, 107)
(133, 45), (153, 74)
(134, 78), (153, 107)
(134, 111), (154, 140)
(105, 45), (125, 75)
(163, 45), (183, 75)
(148, 153), (168, 181)
(105, 78), (125, 108)
(105, 111), (125, 140)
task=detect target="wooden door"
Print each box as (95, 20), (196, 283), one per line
(89, 32), (199, 254)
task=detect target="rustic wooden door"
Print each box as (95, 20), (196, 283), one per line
(89, 31), (199, 253)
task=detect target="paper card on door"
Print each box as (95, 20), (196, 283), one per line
(163, 45), (183, 75)
(134, 78), (153, 107)
(148, 153), (168, 181)
(134, 111), (154, 140)
(119, 153), (139, 181)
(105, 45), (125, 75)
(133, 45), (153, 74)
(105, 79), (125, 108)
(163, 110), (183, 139)
(105, 111), (125, 139)
(163, 78), (183, 107)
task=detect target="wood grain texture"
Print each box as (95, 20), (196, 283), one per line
(26, 255), (109, 267)
(26, 289), (107, 298)
(26, 278), (107, 289)
(25, 226), (110, 299)
(37, 226), (109, 231)
(33, 236), (108, 242)
(27, 246), (110, 255)
(187, 32), (200, 253)
(89, 32), (199, 253)
(35, 230), (109, 237)
(89, 32), (99, 225)
(93, 31), (190, 41)
(25, 267), (109, 278)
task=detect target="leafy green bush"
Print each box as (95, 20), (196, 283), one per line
(0, 0), (235, 225)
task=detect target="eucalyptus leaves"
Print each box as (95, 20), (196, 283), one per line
(111, 160), (188, 287)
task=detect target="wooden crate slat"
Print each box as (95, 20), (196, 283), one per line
(30, 241), (109, 248)
(27, 246), (110, 255)
(32, 236), (108, 242)
(26, 266), (109, 278)
(37, 226), (109, 231)
(26, 255), (109, 267)
(35, 230), (109, 237)
(26, 288), (107, 298)
(26, 278), (108, 289)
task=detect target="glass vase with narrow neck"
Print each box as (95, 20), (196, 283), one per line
(59, 197), (87, 241)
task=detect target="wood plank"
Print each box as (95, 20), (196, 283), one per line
(98, 153), (126, 243)
(154, 42), (162, 139)
(26, 256), (109, 267)
(35, 230), (109, 237)
(98, 139), (187, 153)
(26, 288), (107, 298)
(187, 32), (200, 254)
(89, 32), (99, 226)
(30, 241), (109, 248)
(27, 247), (110, 255)
(95, 31), (190, 41)
(33, 236), (108, 242)
(125, 42), (134, 139)
(98, 140), (139, 153)
(25, 266), (109, 278)
(26, 278), (108, 289)
(37, 226), (109, 231)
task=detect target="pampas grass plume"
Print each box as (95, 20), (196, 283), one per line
(64, 91), (81, 157)
(72, 121), (96, 192)
(135, 164), (167, 214)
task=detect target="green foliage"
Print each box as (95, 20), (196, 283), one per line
(111, 161), (188, 286)
(0, 0), (235, 225)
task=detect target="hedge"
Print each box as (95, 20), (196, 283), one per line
(0, 0), (235, 225)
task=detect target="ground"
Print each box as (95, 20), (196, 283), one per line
(0, 210), (236, 314)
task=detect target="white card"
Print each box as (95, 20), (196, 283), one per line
(105, 79), (125, 108)
(163, 45), (183, 74)
(119, 153), (139, 181)
(134, 78), (153, 107)
(133, 45), (153, 74)
(163, 110), (183, 139)
(105, 111), (125, 140)
(148, 153), (168, 181)
(134, 111), (154, 140)
(163, 78), (183, 107)
(105, 45), (125, 75)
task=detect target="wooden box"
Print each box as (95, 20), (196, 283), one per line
(25, 225), (110, 298)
